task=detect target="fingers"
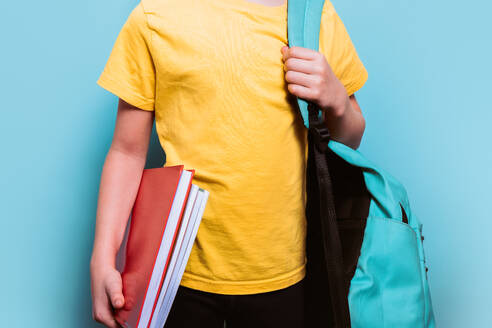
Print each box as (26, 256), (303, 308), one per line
(285, 70), (316, 88)
(91, 267), (125, 328)
(281, 45), (319, 61)
(281, 45), (329, 75)
(281, 45), (346, 113)
(287, 83), (321, 103)
(105, 271), (125, 309)
(281, 45), (334, 106)
(92, 289), (121, 328)
(283, 57), (319, 74)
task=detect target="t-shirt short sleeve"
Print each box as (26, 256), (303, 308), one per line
(319, 1), (368, 96)
(97, 2), (155, 111)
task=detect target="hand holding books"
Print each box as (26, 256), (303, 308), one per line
(114, 165), (209, 328)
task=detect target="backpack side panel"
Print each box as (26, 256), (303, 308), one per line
(328, 140), (436, 327)
(349, 217), (424, 327)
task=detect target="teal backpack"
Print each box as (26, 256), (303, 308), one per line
(287, 1), (436, 327)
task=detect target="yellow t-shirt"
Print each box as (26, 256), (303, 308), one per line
(97, 0), (368, 295)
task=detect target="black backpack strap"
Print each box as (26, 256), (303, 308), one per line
(306, 102), (351, 327)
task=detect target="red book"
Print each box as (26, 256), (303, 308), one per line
(115, 165), (195, 328)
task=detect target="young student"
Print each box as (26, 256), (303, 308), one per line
(90, 0), (368, 327)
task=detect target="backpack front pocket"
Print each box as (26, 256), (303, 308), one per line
(348, 217), (426, 328)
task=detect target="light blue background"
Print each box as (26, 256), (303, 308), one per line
(1, 0), (490, 327)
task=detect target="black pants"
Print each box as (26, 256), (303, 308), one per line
(163, 278), (305, 328)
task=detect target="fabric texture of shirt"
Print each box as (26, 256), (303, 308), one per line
(97, 0), (368, 295)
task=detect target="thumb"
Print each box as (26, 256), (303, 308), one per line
(105, 271), (125, 309)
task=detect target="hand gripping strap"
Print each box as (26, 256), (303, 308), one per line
(287, 0), (325, 128)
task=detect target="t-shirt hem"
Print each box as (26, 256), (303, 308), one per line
(179, 262), (306, 295)
(96, 74), (155, 111)
(345, 67), (369, 97)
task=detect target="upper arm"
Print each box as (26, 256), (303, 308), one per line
(110, 98), (154, 160)
(96, 3), (156, 159)
(349, 94), (361, 113)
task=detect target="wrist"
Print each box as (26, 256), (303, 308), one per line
(320, 82), (349, 119)
(324, 94), (349, 121)
(90, 247), (118, 271)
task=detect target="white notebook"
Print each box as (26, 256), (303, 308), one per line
(149, 187), (209, 328)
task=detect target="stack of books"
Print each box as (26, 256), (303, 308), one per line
(114, 165), (209, 328)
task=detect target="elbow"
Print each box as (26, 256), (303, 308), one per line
(350, 110), (366, 150)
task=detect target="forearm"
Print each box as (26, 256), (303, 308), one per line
(322, 94), (365, 150)
(90, 147), (146, 268)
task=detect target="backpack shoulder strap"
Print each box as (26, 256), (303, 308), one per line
(289, 2), (353, 327)
(287, 0), (325, 129)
